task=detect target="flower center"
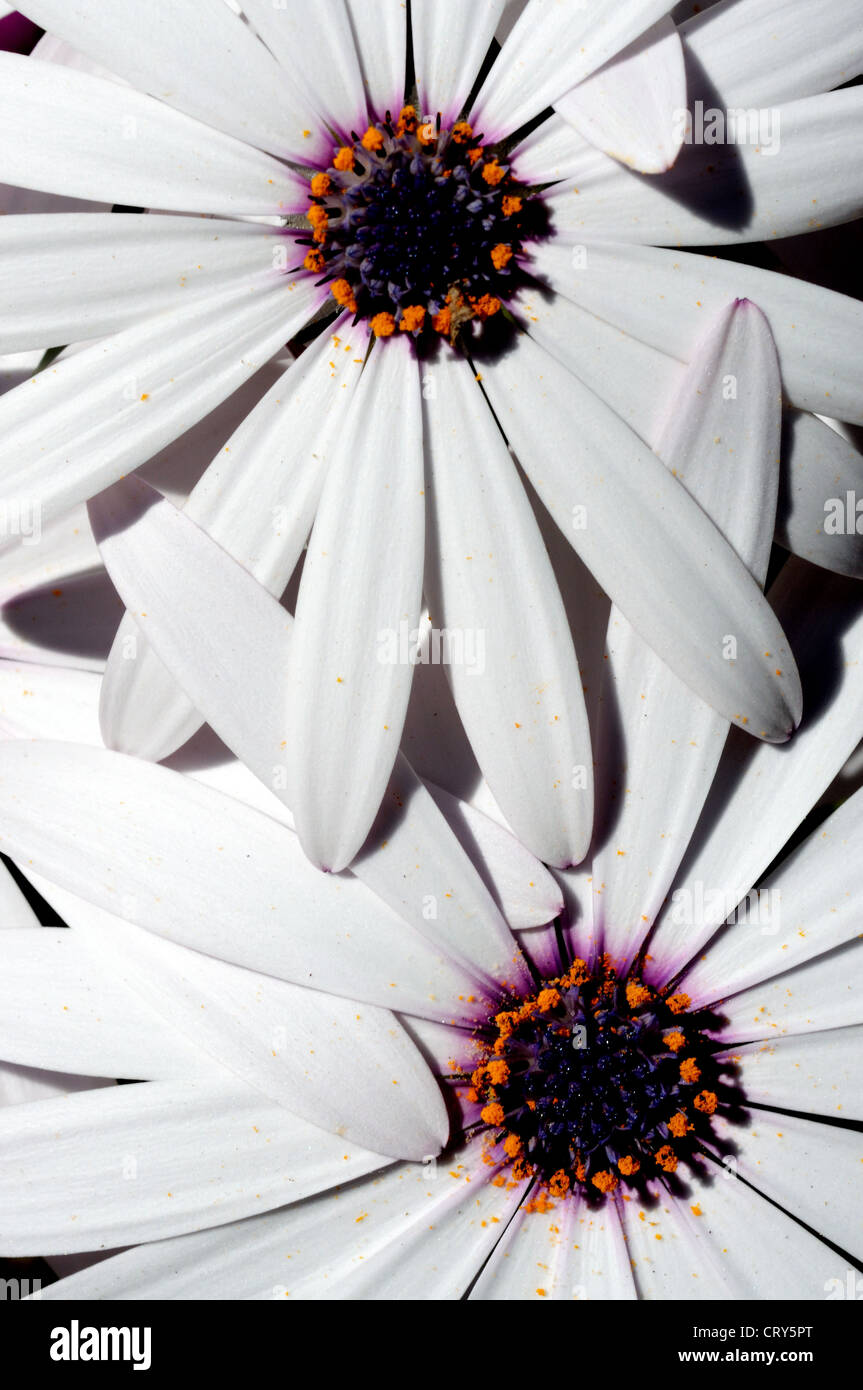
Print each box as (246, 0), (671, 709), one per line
(298, 107), (539, 345)
(467, 958), (722, 1204)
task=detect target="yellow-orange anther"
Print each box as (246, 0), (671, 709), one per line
(303, 250), (325, 273)
(655, 1144), (678, 1173)
(310, 173), (331, 197)
(591, 1170), (619, 1194)
(502, 195), (523, 215)
(306, 204), (328, 230)
(471, 294), (501, 320)
(503, 1133), (523, 1159)
(481, 1102), (505, 1127)
(693, 1090), (718, 1115)
(664, 1030), (686, 1052)
(330, 279), (357, 312)
(432, 306), (452, 336)
(617, 1155), (640, 1176)
(666, 992), (691, 1015)
(625, 980), (652, 1009)
(370, 312), (396, 338)
(361, 125), (385, 152)
(482, 159), (506, 185)
(536, 988), (561, 1013)
(333, 146), (356, 171)
(548, 1170), (570, 1197)
(399, 305), (426, 333)
(667, 1112), (689, 1139)
(485, 1059), (510, 1086)
(396, 105), (418, 135)
(679, 1057), (701, 1084)
(491, 243), (513, 270)
(452, 121), (473, 144)
(467, 146), (484, 165)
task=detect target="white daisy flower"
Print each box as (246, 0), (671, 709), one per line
(0, 516), (861, 1300)
(1, 1), (861, 873)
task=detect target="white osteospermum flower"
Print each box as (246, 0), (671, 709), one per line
(1, 0), (862, 873)
(1, 516), (862, 1300)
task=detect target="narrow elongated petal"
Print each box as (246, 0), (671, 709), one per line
(649, 561), (863, 976)
(716, 1028), (863, 1121)
(100, 320), (367, 761)
(556, 17), (685, 173)
(344, 0), (407, 118)
(32, 884), (448, 1160)
(593, 301), (783, 964)
(471, 0), (677, 137)
(0, 277), (319, 542)
(716, 945), (863, 1044)
(412, 0), (506, 125)
(0, 214), (284, 352)
(423, 350), (592, 867)
(0, 741), (491, 1022)
(542, 88), (863, 247)
(529, 240), (863, 425)
(777, 413), (863, 579)
(478, 330), (801, 741)
(16, 0), (328, 161)
(288, 339), (425, 870)
(89, 480), (530, 993)
(240, 0), (366, 135)
(0, 1079), (386, 1254)
(470, 1197), (635, 1300)
(0, 53), (306, 212)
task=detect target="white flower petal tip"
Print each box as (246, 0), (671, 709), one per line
(556, 17), (686, 175)
(287, 340), (424, 873)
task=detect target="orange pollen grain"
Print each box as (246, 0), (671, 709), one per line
(361, 125), (385, 152)
(536, 988), (561, 1013)
(503, 1133), (523, 1159)
(591, 1170), (618, 1194)
(485, 1059), (510, 1086)
(330, 279), (357, 312)
(502, 195), (523, 215)
(655, 1144), (678, 1173)
(310, 173), (331, 197)
(667, 1112), (690, 1139)
(370, 312), (396, 338)
(617, 1155), (640, 1176)
(666, 992), (691, 1015)
(491, 243), (513, 270)
(396, 105), (418, 135)
(679, 1057), (701, 1084)
(432, 306), (452, 335)
(399, 305), (426, 333)
(625, 980), (652, 1009)
(482, 159), (506, 185)
(693, 1089), (718, 1115)
(306, 204), (329, 229)
(471, 293), (502, 320)
(548, 1169), (570, 1198)
(480, 1102), (505, 1127)
(303, 250), (325, 273)
(333, 146), (356, 171)
(467, 146), (484, 165)
(664, 1030), (686, 1052)
(452, 121), (474, 144)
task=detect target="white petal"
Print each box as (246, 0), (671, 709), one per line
(0, 663), (102, 742)
(470, 1194), (636, 1300)
(425, 781), (564, 929)
(620, 1163), (845, 1298)
(0, 1078), (387, 1254)
(778, 413), (863, 579)
(650, 563), (863, 978)
(344, 0), (407, 119)
(411, 0), (505, 125)
(471, 0), (677, 138)
(424, 350), (592, 868)
(89, 480), (528, 994)
(556, 17), (685, 174)
(542, 88), (863, 246)
(0, 924), (217, 1080)
(0, 53), (307, 212)
(707, 1110), (863, 1265)
(593, 300), (782, 965)
(0, 214), (287, 353)
(529, 240), (863, 425)
(0, 740), (494, 1022)
(33, 1142), (523, 1297)
(0, 277), (319, 539)
(681, 785), (863, 1005)
(681, 0), (863, 106)
(288, 339), (424, 870)
(30, 883), (449, 1160)
(16, 0), (330, 162)
(240, 0), (366, 135)
(716, 943), (863, 1043)
(716, 1027), (863, 1121)
(100, 319), (367, 762)
(478, 329), (801, 742)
